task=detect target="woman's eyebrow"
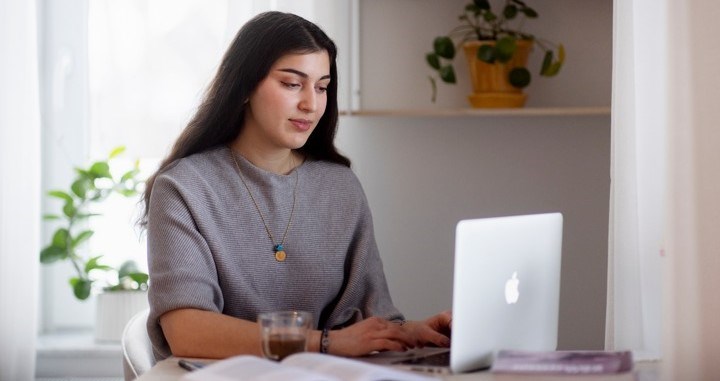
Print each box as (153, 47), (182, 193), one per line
(278, 68), (331, 81)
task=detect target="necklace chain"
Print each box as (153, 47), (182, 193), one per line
(230, 150), (298, 262)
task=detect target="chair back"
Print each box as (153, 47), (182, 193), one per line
(121, 309), (155, 381)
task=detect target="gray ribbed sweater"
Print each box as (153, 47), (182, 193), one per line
(146, 146), (403, 360)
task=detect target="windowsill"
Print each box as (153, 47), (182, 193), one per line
(36, 329), (124, 379)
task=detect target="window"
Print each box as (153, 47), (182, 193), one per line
(40, 0), (354, 331)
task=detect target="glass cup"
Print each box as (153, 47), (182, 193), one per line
(258, 311), (312, 361)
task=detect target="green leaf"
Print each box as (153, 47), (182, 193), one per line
(483, 11), (497, 22)
(439, 65), (456, 84)
(503, 5), (518, 19)
(540, 45), (565, 77)
(40, 245), (67, 263)
(75, 168), (91, 179)
(70, 277), (92, 300)
(477, 45), (496, 63)
(119, 260), (141, 279)
(51, 228), (70, 249)
(118, 189), (139, 197)
(85, 255), (113, 272)
(523, 7), (538, 18)
(557, 44), (566, 63)
(426, 53), (441, 70)
(126, 272), (149, 285)
(48, 190), (73, 203)
(71, 178), (90, 198)
(72, 230), (94, 248)
(495, 37), (517, 62)
(62, 201), (77, 219)
(84, 255), (102, 272)
(433, 36), (455, 59)
(120, 168), (140, 183)
(544, 62), (562, 76)
(43, 214), (61, 221)
(109, 146), (126, 159)
(541, 51), (554, 75)
(473, 0), (490, 11)
(89, 161), (112, 179)
(509, 67), (531, 88)
(75, 212), (101, 220)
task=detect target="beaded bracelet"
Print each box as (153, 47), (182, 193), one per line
(320, 328), (330, 354)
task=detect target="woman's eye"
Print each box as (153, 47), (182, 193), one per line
(316, 86), (328, 93)
(281, 81), (301, 89)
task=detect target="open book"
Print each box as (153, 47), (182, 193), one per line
(180, 352), (439, 381)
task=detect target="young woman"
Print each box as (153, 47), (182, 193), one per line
(142, 11), (451, 361)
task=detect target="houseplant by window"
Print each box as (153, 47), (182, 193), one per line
(40, 146), (149, 340)
(426, 0), (565, 108)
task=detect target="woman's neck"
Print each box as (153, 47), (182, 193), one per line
(229, 140), (298, 175)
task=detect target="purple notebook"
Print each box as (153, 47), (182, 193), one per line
(490, 350), (633, 375)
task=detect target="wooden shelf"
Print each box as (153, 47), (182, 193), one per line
(341, 107), (611, 118)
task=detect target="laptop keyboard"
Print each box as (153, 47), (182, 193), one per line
(397, 350), (451, 366)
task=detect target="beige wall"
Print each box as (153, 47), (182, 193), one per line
(337, 114), (610, 349)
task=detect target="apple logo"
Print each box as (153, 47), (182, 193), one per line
(504, 271), (520, 304)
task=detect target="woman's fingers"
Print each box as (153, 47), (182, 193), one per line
(420, 328), (451, 348)
(358, 317), (417, 349)
(329, 312), (455, 357)
(330, 317), (417, 356)
(402, 320), (450, 348)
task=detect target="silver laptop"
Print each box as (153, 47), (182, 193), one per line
(372, 213), (563, 374)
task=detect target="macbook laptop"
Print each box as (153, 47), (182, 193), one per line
(370, 212), (563, 374)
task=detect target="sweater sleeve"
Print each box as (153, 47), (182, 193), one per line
(323, 181), (405, 328)
(145, 170), (224, 360)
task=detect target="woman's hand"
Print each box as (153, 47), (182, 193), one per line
(402, 310), (452, 348)
(327, 316), (419, 357)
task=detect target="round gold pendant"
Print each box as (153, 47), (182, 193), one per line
(275, 250), (286, 262)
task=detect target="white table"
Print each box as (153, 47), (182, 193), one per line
(136, 356), (658, 381)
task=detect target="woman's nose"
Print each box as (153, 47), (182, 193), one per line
(298, 88), (317, 112)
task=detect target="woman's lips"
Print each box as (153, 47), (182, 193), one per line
(289, 118), (313, 132)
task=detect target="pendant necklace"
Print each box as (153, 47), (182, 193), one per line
(230, 150), (298, 262)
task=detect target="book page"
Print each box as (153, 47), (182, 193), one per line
(181, 355), (340, 381)
(282, 353), (439, 381)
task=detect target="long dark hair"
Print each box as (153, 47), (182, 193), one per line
(140, 11), (349, 226)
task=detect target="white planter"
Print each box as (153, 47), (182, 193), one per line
(95, 290), (149, 342)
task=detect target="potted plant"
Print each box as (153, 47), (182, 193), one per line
(40, 146), (149, 341)
(426, 0), (565, 108)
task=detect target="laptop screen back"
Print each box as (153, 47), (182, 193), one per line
(450, 213), (563, 373)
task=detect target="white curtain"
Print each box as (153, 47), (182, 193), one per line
(606, 0), (666, 359)
(0, 0), (41, 380)
(610, 0), (720, 378)
(663, 1), (720, 379)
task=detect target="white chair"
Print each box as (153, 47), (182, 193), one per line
(121, 309), (155, 381)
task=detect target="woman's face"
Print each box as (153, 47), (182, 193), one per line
(243, 51), (331, 152)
